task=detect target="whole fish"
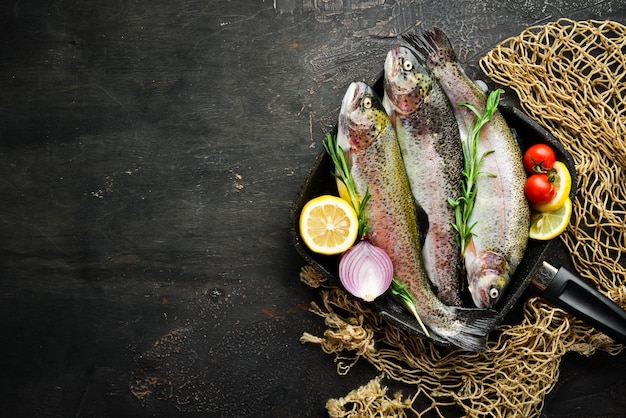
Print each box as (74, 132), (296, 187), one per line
(337, 81), (498, 351)
(383, 46), (463, 307)
(403, 28), (530, 308)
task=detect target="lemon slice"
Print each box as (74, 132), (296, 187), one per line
(529, 197), (572, 240)
(532, 161), (572, 212)
(299, 195), (359, 255)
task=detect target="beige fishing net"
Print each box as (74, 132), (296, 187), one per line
(299, 19), (626, 417)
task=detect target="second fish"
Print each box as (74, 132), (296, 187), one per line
(383, 46), (463, 307)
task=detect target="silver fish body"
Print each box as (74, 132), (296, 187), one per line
(404, 28), (530, 309)
(337, 81), (498, 351)
(383, 46), (463, 307)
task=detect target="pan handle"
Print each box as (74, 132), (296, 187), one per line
(542, 266), (626, 345)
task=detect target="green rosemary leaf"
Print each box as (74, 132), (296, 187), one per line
(453, 89), (504, 255)
(390, 278), (430, 337)
(323, 133), (370, 237)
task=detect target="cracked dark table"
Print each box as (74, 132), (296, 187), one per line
(1, 1), (625, 416)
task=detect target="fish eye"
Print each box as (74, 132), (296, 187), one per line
(402, 59), (413, 71)
(363, 96), (373, 109)
(489, 287), (499, 299)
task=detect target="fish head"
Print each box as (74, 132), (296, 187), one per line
(337, 81), (389, 153)
(383, 46), (432, 115)
(467, 251), (509, 309)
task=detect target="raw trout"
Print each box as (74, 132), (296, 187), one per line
(337, 81), (498, 351)
(383, 46), (463, 307)
(403, 28), (530, 308)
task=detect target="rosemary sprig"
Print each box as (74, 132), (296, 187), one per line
(322, 133), (429, 337)
(448, 89), (504, 255)
(322, 133), (370, 237)
(390, 279), (430, 337)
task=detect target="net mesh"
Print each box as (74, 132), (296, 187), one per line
(300, 19), (626, 417)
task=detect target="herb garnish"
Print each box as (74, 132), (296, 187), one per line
(390, 279), (430, 337)
(448, 89), (504, 255)
(323, 133), (370, 237)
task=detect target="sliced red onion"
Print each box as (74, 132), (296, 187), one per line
(338, 239), (393, 302)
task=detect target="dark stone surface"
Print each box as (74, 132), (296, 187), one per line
(1, 1), (625, 416)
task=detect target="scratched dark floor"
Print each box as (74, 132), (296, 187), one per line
(1, 1), (626, 417)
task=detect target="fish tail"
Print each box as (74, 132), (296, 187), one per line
(439, 307), (499, 352)
(402, 27), (457, 66)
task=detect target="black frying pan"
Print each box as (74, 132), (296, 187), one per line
(290, 82), (626, 347)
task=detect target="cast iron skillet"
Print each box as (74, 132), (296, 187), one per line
(290, 80), (626, 346)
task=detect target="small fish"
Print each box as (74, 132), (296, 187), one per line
(383, 46), (463, 307)
(403, 28), (530, 308)
(337, 81), (498, 351)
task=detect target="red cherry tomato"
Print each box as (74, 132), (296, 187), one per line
(524, 174), (555, 204)
(523, 144), (556, 174)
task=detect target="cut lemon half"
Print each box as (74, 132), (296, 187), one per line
(529, 197), (572, 240)
(532, 161), (572, 212)
(299, 195), (359, 255)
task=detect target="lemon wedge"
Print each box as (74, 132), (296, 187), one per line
(299, 195), (359, 255)
(532, 161), (572, 212)
(335, 177), (353, 204)
(529, 197), (572, 240)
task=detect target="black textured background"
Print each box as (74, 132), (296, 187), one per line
(1, 1), (625, 416)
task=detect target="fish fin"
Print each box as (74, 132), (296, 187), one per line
(442, 307), (499, 352)
(402, 27), (457, 67)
